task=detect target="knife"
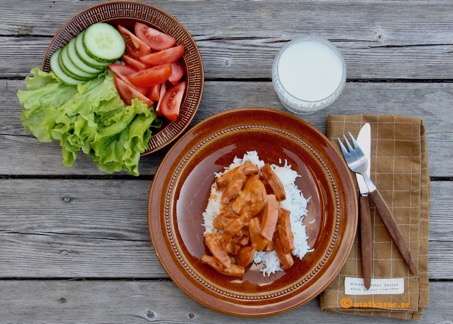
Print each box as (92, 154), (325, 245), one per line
(356, 123), (372, 289)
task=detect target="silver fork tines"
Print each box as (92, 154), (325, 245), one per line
(338, 133), (375, 192)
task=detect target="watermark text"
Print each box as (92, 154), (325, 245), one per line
(340, 298), (410, 309)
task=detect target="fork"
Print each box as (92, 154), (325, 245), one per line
(339, 133), (418, 275)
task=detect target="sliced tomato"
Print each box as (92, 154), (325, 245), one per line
(108, 63), (148, 95)
(109, 63), (138, 76)
(155, 83), (166, 116)
(128, 63), (172, 88)
(117, 25), (151, 59)
(169, 60), (184, 85)
(140, 45), (184, 66)
(122, 54), (149, 70)
(160, 81), (185, 122)
(114, 75), (153, 107)
(134, 22), (176, 51)
(147, 84), (160, 102)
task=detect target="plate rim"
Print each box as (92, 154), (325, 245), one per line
(148, 107), (358, 317)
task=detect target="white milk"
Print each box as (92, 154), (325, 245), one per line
(277, 40), (344, 102)
(272, 37), (346, 114)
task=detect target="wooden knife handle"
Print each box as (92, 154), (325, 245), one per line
(359, 195), (372, 289)
(369, 189), (418, 275)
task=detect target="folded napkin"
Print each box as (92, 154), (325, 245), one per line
(320, 114), (430, 320)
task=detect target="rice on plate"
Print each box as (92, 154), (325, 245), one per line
(202, 151), (313, 276)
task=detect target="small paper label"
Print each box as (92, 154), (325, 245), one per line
(345, 277), (404, 295)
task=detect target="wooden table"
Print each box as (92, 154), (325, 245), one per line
(1, 0), (452, 322)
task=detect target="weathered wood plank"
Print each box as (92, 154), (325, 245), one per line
(4, 80), (453, 176)
(0, 179), (450, 279)
(3, 1), (453, 79)
(0, 179), (161, 278)
(4, 36), (453, 80)
(2, 0), (453, 43)
(0, 279), (448, 323)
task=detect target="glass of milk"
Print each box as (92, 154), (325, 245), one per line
(272, 36), (346, 114)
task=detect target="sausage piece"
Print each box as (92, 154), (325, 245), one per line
(261, 163), (286, 201)
(259, 194), (279, 242)
(276, 207), (295, 254)
(221, 172), (246, 204)
(204, 233), (231, 268)
(273, 232), (294, 270)
(231, 174), (267, 217)
(236, 246), (256, 267)
(216, 161), (258, 189)
(201, 255), (245, 277)
(249, 217), (269, 252)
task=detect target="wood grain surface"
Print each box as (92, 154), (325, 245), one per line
(1, 0), (452, 322)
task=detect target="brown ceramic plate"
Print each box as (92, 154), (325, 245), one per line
(148, 108), (357, 317)
(42, 1), (204, 154)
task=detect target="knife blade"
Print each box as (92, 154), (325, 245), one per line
(357, 123), (371, 194)
(356, 123), (372, 289)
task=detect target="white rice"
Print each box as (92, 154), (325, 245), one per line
(202, 151), (313, 276)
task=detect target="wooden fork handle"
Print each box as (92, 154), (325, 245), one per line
(369, 189), (418, 275)
(359, 195), (372, 289)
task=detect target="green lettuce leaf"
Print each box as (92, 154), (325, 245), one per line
(18, 68), (161, 176)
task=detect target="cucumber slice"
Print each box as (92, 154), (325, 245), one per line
(83, 22), (125, 63)
(59, 44), (99, 81)
(50, 49), (82, 85)
(75, 31), (109, 69)
(67, 38), (104, 75)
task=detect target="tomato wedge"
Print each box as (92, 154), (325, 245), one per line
(155, 83), (166, 116)
(140, 45), (184, 66)
(169, 61), (184, 85)
(108, 63), (148, 95)
(147, 84), (160, 102)
(160, 81), (186, 122)
(128, 63), (172, 88)
(121, 54), (149, 70)
(117, 25), (151, 59)
(114, 76), (153, 107)
(134, 22), (176, 51)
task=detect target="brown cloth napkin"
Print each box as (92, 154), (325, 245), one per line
(320, 114), (430, 320)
